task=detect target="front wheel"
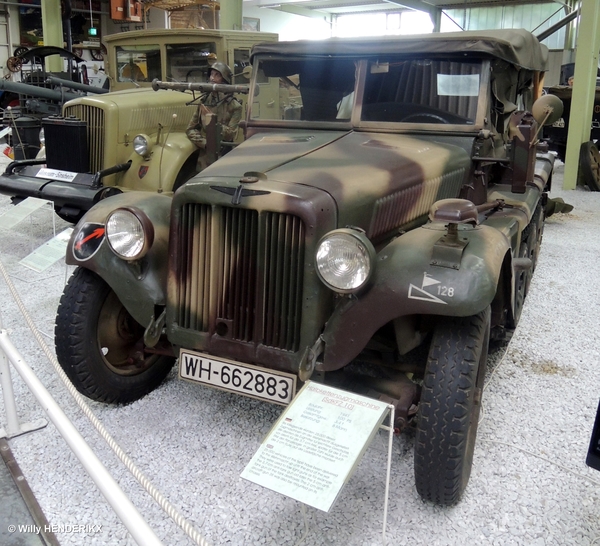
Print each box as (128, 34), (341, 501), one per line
(414, 306), (490, 505)
(54, 267), (175, 403)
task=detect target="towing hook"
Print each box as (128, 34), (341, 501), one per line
(144, 309), (166, 348)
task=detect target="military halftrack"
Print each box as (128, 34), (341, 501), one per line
(54, 29), (562, 506)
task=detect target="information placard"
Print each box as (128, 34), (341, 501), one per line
(241, 381), (390, 512)
(0, 197), (53, 230)
(19, 228), (73, 272)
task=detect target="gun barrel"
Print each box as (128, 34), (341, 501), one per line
(151, 78), (249, 95)
(46, 76), (108, 94)
(0, 79), (82, 102)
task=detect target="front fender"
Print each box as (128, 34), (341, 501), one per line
(65, 192), (172, 327)
(116, 134), (196, 193)
(320, 222), (510, 369)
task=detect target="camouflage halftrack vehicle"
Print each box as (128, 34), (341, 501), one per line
(55, 30), (561, 506)
(0, 29), (277, 222)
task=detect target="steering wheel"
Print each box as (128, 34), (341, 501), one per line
(400, 112), (449, 124)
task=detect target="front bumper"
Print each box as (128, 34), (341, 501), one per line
(0, 161), (122, 216)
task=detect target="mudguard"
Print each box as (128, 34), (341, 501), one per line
(65, 192), (172, 327)
(320, 222), (511, 370)
(116, 133), (197, 193)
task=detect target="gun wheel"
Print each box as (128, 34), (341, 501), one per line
(6, 57), (22, 73)
(414, 306), (490, 506)
(55, 267), (175, 403)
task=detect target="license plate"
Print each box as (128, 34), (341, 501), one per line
(36, 168), (78, 182)
(179, 350), (296, 405)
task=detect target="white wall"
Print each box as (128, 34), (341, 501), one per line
(243, 6), (331, 41)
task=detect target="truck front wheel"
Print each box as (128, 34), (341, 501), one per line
(414, 306), (490, 505)
(54, 267), (175, 403)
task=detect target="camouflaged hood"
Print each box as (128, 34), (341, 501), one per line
(188, 130), (471, 238)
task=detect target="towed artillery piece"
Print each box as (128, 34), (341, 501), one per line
(1, 46), (104, 159)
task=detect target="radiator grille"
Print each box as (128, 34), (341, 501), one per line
(63, 104), (105, 173)
(176, 204), (305, 352)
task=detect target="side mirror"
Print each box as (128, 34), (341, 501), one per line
(532, 94), (564, 126)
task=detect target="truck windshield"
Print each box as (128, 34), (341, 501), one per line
(251, 57), (357, 122)
(251, 56), (482, 125)
(361, 58), (482, 125)
(166, 43), (218, 83)
(116, 45), (161, 83)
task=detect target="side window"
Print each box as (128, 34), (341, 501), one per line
(116, 45), (160, 83)
(232, 48), (252, 85)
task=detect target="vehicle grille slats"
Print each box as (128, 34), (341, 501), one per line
(63, 104), (105, 173)
(176, 205), (304, 352)
(218, 208), (258, 341)
(263, 212), (305, 351)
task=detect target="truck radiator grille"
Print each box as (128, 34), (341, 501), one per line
(63, 104), (105, 173)
(175, 204), (305, 352)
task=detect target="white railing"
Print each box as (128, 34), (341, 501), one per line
(0, 328), (165, 546)
(0, 253), (211, 546)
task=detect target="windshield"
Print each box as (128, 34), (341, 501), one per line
(251, 57), (357, 122)
(251, 56), (483, 126)
(116, 45), (161, 83)
(166, 42), (217, 83)
(362, 58), (482, 124)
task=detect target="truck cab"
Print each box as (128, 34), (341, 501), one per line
(0, 29), (277, 222)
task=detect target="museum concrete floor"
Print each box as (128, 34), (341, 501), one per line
(0, 149), (599, 546)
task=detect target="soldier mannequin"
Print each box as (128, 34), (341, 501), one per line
(186, 61), (242, 169)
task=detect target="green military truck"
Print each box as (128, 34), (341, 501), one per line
(55, 30), (562, 506)
(0, 29), (277, 221)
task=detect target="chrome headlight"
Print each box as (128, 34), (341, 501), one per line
(316, 228), (375, 293)
(39, 128), (45, 146)
(105, 207), (154, 261)
(133, 134), (152, 157)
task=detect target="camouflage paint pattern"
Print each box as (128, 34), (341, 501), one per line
(63, 29), (557, 381)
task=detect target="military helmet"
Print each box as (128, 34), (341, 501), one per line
(210, 61), (232, 84)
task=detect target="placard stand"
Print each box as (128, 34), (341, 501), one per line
(241, 381), (396, 542)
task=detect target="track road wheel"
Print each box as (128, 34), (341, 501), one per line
(580, 141), (600, 191)
(414, 306), (491, 505)
(54, 267), (175, 403)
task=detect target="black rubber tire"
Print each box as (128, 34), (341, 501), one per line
(579, 141), (600, 191)
(172, 152), (200, 192)
(512, 201), (543, 327)
(414, 306), (491, 506)
(55, 267), (175, 403)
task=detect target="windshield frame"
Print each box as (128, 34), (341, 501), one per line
(247, 56), (491, 134)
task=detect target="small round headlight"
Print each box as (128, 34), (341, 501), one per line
(105, 207), (154, 260)
(133, 134), (152, 156)
(39, 128), (45, 146)
(316, 229), (375, 293)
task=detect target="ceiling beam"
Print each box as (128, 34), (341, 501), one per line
(382, 0), (436, 17)
(272, 4), (331, 19)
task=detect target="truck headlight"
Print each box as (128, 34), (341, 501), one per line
(105, 207), (154, 261)
(316, 228), (375, 293)
(133, 134), (153, 157)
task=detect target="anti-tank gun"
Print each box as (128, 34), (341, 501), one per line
(1, 46), (103, 159)
(151, 78), (250, 164)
